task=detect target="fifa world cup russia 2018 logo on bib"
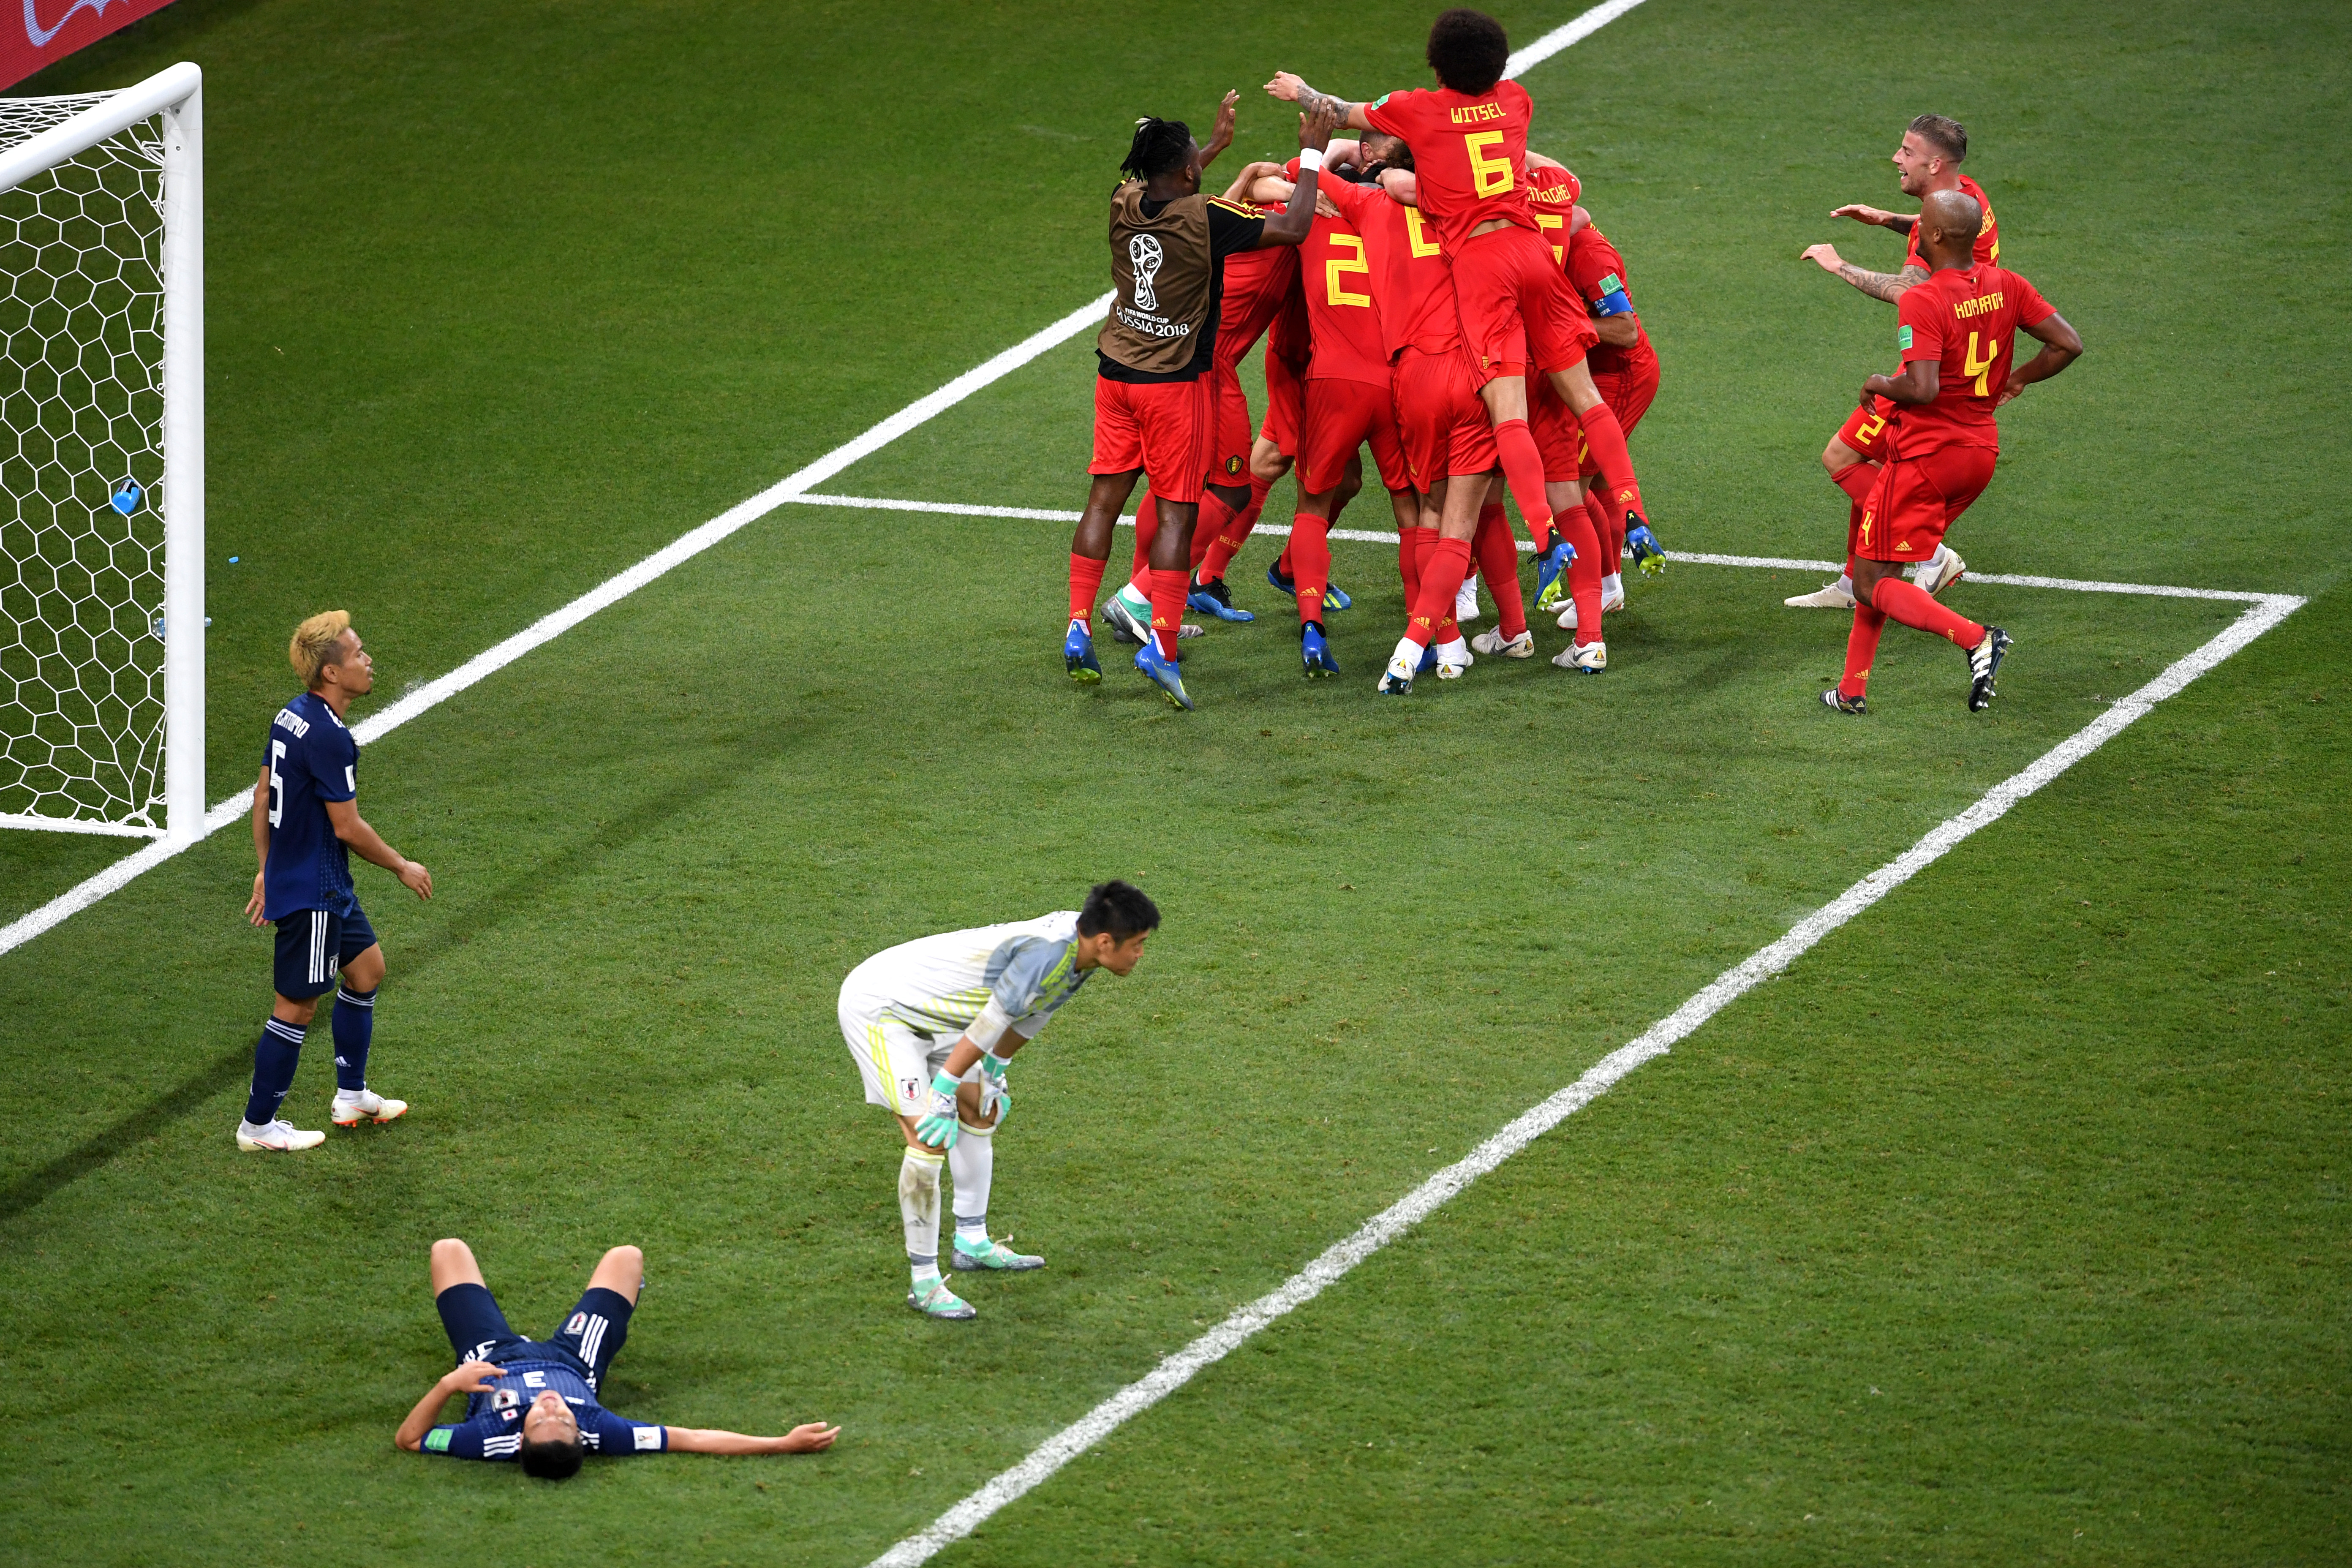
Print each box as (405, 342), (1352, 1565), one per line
(1129, 234), (1163, 310)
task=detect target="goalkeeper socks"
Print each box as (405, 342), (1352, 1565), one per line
(949, 1121), (994, 1242)
(1067, 553), (1106, 629)
(1840, 604), (1887, 699)
(1492, 418), (1553, 547)
(1575, 403), (1645, 520)
(329, 985), (375, 1092)
(243, 1016), (306, 1126)
(898, 1146), (944, 1282)
(1870, 577), (1983, 647)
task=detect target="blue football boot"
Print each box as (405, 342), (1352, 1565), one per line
(1301, 622), (1339, 678)
(1626, 516), (1667, 577)
(1133, 640), (1195, 710)
(1188, 576), (1255, 623)
(1532, 536), (1576, 612)
(1064, 620), (1101, 684)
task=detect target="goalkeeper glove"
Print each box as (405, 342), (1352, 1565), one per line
(913, 1070), (962, 1149)
(978, 1052), (1013, 1121)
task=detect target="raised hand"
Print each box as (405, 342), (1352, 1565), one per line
(1207, 90), (1238, 157)
(1800, 242), (1844, 274)
(1298, 99), (1339, 154)
(1264, 71), (1305, 102)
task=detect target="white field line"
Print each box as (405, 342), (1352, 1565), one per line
(779, 493), (2281, 605)
(865, 589), (2305, 1568)
(0, 294), (1115, 962)
(1506, 0), (1653, 77)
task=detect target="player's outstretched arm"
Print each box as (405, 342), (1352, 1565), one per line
(395, 1361), (504, 1451)
(1256, 103), (1339, 247)
(1996, 311), (2084, 405)
(1198, 90), (1239, 171)
(324, 797), (433, 901)
(665, 1421), (840, 1455)
(1264, 72), (1374, 131)
(1800, 243), (1928, 303)
(1831, 202), (1915, 233)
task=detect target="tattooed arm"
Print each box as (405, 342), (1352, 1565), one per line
(1799, 243), (1928, 303)
(1264, 71), (1375, 131)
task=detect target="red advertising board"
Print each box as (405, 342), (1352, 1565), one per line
(1, 0), (181, 91)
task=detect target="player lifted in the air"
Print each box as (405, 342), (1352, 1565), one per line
(836, 881), (1160, 1320)
(237, 612), (432, 1152)
(1794, 113), (1998, 610)
(1066, 100), (1334, 710)
(1825, 188), (2082, 714)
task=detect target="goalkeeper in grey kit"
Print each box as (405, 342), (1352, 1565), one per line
(836, 881), (1160, 1320)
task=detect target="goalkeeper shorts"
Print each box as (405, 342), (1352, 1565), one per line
(836, 986), (981, 1116)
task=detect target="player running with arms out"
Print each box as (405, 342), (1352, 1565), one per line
(1794, 113), (1998, 610)
(235, 612), (431, 1152)
(1066, 100), (1337, 710)
(1826, 188), (2081, 715)
(398, 1239), (838, 1478)
(837, 881), (1160, 1321)
(1266, 9), (1661, 691)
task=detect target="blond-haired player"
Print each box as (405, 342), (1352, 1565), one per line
(837, 881), (1159, 1320)
(237, 611), (433, 1152)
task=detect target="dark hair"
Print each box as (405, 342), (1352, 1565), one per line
(1427, 9), (1510, 95)
(1908, 113), (1968, 162)
(1078, 879), (1160, 941)
(1122, 117), (1193, 181)
(520, 1435), (584, 1481)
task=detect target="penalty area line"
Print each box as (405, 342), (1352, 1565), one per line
(865, 586), (2307, 1568)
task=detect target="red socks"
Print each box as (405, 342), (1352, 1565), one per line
(1199, 476), (1271, 582)
(1068, 553), (1106, 628)
(1131, 490), (1159, 582)
(1871, 577), (1984, 647)
(1399, 524), (1435, 607)
(1840, 604), (1885, 699)
(1470, 506), (1527, 638)
(1583, 488), (1622, 572)
(1492, 418), (1554, 548)
(1290, 513), (1333, 624)
(1555, 500), (1604, 645)
(1146, 567), (1189, 659)
(1833, 463), (1880, 571)
(1405, 536), (1473, 648)
(1190, 491), (1238, 572)
(1576, 403), (1645, 522)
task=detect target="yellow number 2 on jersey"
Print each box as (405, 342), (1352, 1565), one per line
(1964, 330), (2002, 397)
(1466, 130), (1513, 198)
(1326, 233), (1372, 308)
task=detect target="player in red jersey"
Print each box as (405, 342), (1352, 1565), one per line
(1067, 102), (1334, 710)
(1553, 195), (1661, 659)
(1267, 11), (1658, 691)
(1826, 189), (2081, 715)
(1792, 114), (1999, 611)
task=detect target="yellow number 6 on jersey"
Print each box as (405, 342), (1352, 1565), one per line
(1466, 130), (1513, 198)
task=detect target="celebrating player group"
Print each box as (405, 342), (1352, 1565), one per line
(1066, 7), (2079, 715)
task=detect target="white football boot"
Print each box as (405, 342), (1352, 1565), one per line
(1915, 544), (1968, 595)
(1784, 579), (1857, 609)
(236, 1118), (326, 1153)
(1377, 637), (1419, 695)
(332, 1087), (409, 1127)
(1470, 626), (1534, 658)
(1454, 573), (1482, 624)
(1552, 640), (1608, 675)
(1554, 583), (1627, 631)
(1434, 638), (1473, 679)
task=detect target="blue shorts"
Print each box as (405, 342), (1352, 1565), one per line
(271, 904), (376, 1001)
(436, 1281), (635, 1394)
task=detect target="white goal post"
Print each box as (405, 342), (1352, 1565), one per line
(0, 61), (202, 841)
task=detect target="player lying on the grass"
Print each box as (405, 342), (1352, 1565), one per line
(1824, 188), (2081, 716)
(837, 881), (1160, 1320)
(397, 1239), (838, 1476)
(1793, 112), (1996, 611)
(1066, 96), (1337, 711)
(236, 612), (432, 1154)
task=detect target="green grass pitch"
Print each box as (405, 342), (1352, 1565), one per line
(0, 0), (2346, 1563)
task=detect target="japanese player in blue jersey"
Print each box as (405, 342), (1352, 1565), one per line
(236, 611), (434, 1153)
(836, 880), (1160, 1320)
(396, 1239), (838, 1478)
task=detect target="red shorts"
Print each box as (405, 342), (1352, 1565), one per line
(1835, 395), (1895, 463)
(1531, 384), (1582, 482)
(1392, 344), (1497, 490)
(1091, 374), (1214, 505)
(1576, 350), (1662, 480)
(1298, 376), (1411, 496)
(1210, 361), (1253, 485)
(1450, 226), (1598, 384)
(1855, 443), (1996, 563)
(1258, 350), (1306, 456)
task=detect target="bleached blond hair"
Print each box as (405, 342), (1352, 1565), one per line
(289, 610), (354, 687)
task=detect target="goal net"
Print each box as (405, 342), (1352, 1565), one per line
(0, 63), (202, 840)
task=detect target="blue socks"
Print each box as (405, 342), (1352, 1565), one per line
(331, 985), (376, 1092)
(244, 1016), (307, 1125)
